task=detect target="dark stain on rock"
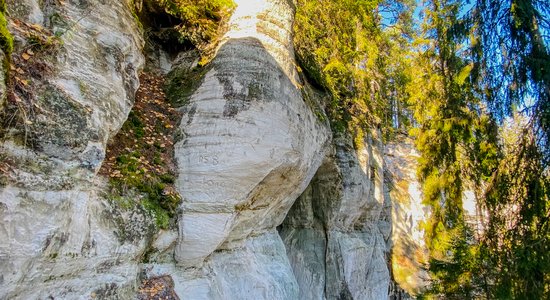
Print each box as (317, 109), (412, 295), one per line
(338, 286), (354, 300)
(211, 38), (285, 118)
(33, 86), (96, 151)
(186, 104), (197, 125)
(165, 51), (209, 108)
(222, 99), (250, 117)
(93, 282), (119, 299)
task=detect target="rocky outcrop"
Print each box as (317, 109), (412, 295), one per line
(5, 0), (143, 167)
(384, 136), (429, 297)
(280, 132), (391, 300)
(151, 0), (330, 298)
(0, 0), (427, 299)
(0, 0), (146, 298)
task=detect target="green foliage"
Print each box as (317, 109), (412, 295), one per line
(409, 0), (477, 246)
(0, 0), (12, 56)
(407, 0), (503, 297)
(410, 0), (550, 298)
(472, 0), (550, 161)
(138, 0), (235, 57)
(293, 0), (414, 142)
(479, 126), (550, 299)
(425, 225), (481, 297)
(295, 0), (548, 297)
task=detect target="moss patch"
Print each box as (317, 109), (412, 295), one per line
(100, 73), (182, 229)
(0, 20), (61, 146)
(0, 0), (13, 55)
(134, 0), (235, 58)
(165, 63), (211, 107)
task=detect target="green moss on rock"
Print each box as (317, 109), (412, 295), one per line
(135, 0), (235, 55)
(0, 0), (13, 55)
(165, 64), (211, 107)
(100, 73), (182, 230)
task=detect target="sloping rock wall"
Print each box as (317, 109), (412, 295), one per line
(385, 136), (429, 297)
(149, 0), (330, 298)
(280, 132), (391, 300)
(0, 0), (146, 298)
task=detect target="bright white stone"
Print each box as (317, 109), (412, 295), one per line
(0, 0), (145, 298)
(173, 0), (329, 271)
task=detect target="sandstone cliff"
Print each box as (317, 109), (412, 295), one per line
(0, 0), (423, 299)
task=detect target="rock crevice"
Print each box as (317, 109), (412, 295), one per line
(280, 132), (391, 300)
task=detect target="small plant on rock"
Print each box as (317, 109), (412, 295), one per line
(99, 73), (182, 229)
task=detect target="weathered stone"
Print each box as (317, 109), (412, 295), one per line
(384, 136), (430, 296)
(0, 182), (154, 299)
(145, 231), (298, 300)
(0, 0), (146, 298)
(173, 0), (330, 270)
(281, 132), (391, 300)
(6, 0), (144, 168)
(166, 0), (330, 298)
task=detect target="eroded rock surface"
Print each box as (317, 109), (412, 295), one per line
(168, 0), (330, 297)
(385, 136), (429, 297)
(0, 0), (146, 298)
(147, 230), (299, 300)
(6, 0), (143, 166)
(280, 132), (391, 300)
(0, 0), (421, 299)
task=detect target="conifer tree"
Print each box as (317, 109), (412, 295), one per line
(468, 0), (550, 297)
(407, 0), (487, 296)
(411, 0), (549, 297)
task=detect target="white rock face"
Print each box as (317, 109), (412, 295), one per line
(280, 133), (391, 300)
(0, 178), (151, 299)
(147, 231), (298, 300)
(173, 0), (329, 268)
(384, 136), (429, 297)
(6, 0), (143, 168)
(169, 0), (329, 297)
(0, 1), (146, 298)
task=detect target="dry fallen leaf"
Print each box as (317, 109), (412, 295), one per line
(30, 24), (44, 31)
(14, 77), (29, 86)
(21, 53), (31, 60)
